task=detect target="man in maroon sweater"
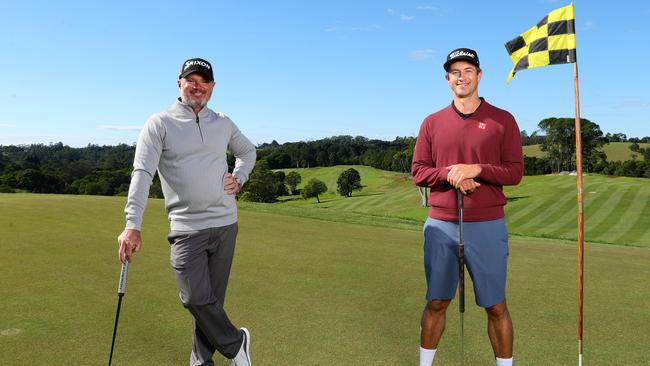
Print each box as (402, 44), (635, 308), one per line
(412, 48), (523, 366)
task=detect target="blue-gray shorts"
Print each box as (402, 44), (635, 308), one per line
(423, 217), (509, 308)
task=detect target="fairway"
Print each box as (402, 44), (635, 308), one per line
(278, 166), (650, 247)
(522, 142), (650, 161)
(0, 193), (649, 365)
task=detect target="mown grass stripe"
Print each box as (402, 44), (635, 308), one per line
(581, 177), (620, 217)
(539, 204), (577, 239)
(528, 180), (578, 236)
(336, 195), (377, 212)
(542, 177), (611, 239)
(609, 187), (650, 246)
(360, 196), (382, 210)
(506, 198), (548, 224)
(505, 175), (572, 224)
(526, 189), (578, 235)
(581, 185), (632, 241)
(511, 186), (575, 232)
(613, 187), (650, 246)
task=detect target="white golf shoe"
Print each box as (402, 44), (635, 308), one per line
(231, 327), (251, 366)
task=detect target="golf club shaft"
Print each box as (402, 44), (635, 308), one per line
(460, 312), (464, 365)
(109, 294), (123, 366)
(109, 259), (129, 366)
(457, 190), (465, 366)
(457, 190), (465, 313)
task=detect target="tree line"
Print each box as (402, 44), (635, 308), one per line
(521, 118), (650, 177)
(0, 142), (152, 196)
(1, 121), (648, 196)
(256, 135), (414, 173)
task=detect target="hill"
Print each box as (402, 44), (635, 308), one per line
(523, 142), (650, 161)
(266, 166), (650, 247)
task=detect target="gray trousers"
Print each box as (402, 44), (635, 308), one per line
(168, 223), (243, 366)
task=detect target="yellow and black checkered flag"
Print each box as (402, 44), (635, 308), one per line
(505, 3), (576, 83)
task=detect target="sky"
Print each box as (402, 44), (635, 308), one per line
(1, 0), (649, 147)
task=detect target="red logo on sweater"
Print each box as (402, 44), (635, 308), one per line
(478, 122), (486, 129)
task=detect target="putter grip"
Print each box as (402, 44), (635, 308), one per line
(118, 259), (129, 295)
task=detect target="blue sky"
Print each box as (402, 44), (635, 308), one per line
(1, 0), (648, 147)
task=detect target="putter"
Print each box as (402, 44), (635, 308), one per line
(457, 189), (465, 366)
(109, 258), (130, 366)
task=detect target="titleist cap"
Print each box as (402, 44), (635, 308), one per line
(443, 48), (480, 71)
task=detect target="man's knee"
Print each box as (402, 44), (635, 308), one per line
(425, 299), (451, 314)
(486, 300), (510, 320)
(179, 290), (218, 311)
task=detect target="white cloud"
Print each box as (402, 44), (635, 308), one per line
(410, 49), (434, 60)
(0, 124), (16, 128)
(580, 21), (594, 31)
(388, 8), (415, 21)
(97, 125), (143, 131)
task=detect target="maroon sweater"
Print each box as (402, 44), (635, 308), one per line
(412, 101), (523, 222)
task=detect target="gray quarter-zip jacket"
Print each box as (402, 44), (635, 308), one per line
(124, 99), (256, 231)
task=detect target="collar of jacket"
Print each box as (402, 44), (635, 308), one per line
(169, 98), (212, 120)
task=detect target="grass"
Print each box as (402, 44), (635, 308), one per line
(505, 174), (650, 246)
(523, 142), (650, 161)
(0, 193), (649, 365)
(277, 166), (650, 248)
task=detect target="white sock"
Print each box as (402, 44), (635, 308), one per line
(419, 347), (436, 366)
(496, 357), (513, 366)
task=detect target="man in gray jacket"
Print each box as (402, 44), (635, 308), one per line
(118, 58), (256, 366)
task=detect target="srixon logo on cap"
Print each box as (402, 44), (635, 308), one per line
(184, 60), (211, 70)
(449, 50), (475, 59)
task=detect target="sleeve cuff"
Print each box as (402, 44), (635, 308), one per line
(125, 218), (142, 231)
(233, 173), (246, 187)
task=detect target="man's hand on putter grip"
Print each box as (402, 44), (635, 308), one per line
(118, 229), (141, 262)
(446, 164), (482, 187)
(457, 178), (480, 194)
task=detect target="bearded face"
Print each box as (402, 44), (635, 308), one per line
(178, 74), (215, 112)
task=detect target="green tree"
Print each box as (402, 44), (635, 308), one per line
(84, 182), (101, 195)
(239, 160), (281, 203)
(336, 168), (362, 197)
(301, 178), (327, 203)
(523, 156), (551, 175)
(273, 171), (288, 196)
(520, 130), (546, 145)
(15, 168), (63, 193)
(605, 132), (627, 142)
(538, 118), (606, 173)
(285, 171), (302, 195)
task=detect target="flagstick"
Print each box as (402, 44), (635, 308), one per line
(573, 61), (584, 366)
